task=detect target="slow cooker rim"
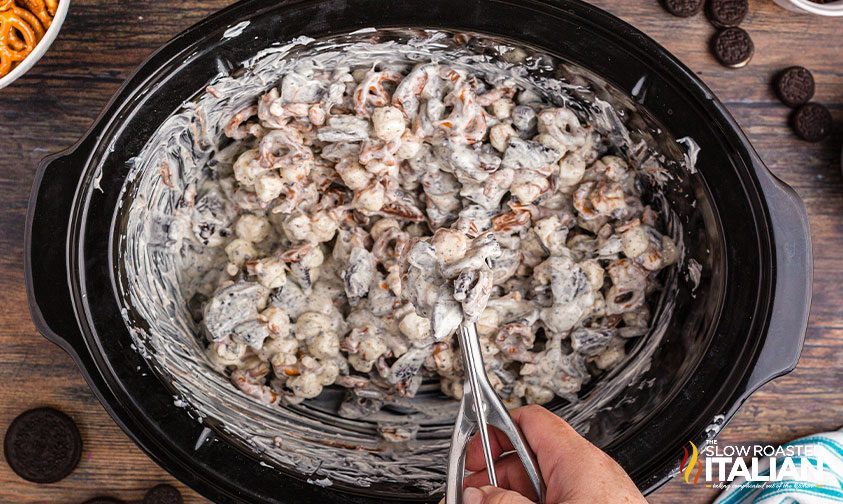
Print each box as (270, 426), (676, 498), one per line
(74, 0), (773, 497)
(28, 0), (802, 501)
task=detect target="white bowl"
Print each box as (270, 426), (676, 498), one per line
(773, 0), (843, 16)
(0, 0), (71, 89)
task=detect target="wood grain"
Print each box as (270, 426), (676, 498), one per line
(0, 0), (840, 503)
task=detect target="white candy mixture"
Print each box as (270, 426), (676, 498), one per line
(185, 59), (678, 416)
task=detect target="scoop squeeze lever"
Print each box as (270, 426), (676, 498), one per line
(445, 323), (545, 503)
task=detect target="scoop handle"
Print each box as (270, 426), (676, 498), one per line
(446, 324), (545, 504)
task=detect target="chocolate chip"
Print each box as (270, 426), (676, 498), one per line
(3, 407), (82, 483)
(707, 0), (749, 27)
(775, 66), (815, 108)
(143, 484), (183, 504)
(711, 28), (754, 68)
(661, 0), (705, 17)
(792, 103), (833, 142)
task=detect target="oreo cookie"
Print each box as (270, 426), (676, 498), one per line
(711, 28), (754, 68)
(661, 0), (705, 17)
(4, 407), (83, 483)
(792, 103), (833, 142)
(143, 484), (184, 504)
(775, 66), (815, 108)
(707, 0), (749, 27)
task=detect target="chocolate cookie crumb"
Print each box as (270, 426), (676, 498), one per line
(775, 66), (815, 108)
(3, 407), (83, 483)
(143, 484), (183, 504)
(661, 0), (705, 17)
(712, 27), (754, 68)
(792, 103), (833, 142)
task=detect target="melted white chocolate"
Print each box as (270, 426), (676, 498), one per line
(118, 30), (688, 493)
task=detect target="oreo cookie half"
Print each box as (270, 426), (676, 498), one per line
(143, 484), (184, 504)
(4, 407), (83, 483)
(712, 27), (755, 68)
(707, 0), (749, 27)
(661, 0), (705, 17)
(775, 66), (815, 108)
(792, 103), (833, 142)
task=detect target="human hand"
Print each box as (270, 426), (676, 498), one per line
(458, 405), (647, 504)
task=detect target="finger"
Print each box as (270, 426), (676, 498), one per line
(466, 405), (587, 476)
(510, 405), (592, 478)
(463, 486), (534, 504)
(464, 453), (539, 501)
(465, 407), (553, 471)
(508, 407), (646, 503)
(465, 425), (513, 471)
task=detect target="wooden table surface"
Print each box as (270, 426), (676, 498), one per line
(0, 0), (840, 502)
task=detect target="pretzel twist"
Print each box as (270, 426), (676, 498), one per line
(0, 1), (42, 77)
(0, 0), (56, 78)
(18, 0), (49, 28)
(13, 5), (44, 37)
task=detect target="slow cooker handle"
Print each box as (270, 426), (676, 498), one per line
(24, 145), (89, 361)
(741, 155), (813, 400)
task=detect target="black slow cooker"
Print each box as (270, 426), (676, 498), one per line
(24, 0), (812, 502)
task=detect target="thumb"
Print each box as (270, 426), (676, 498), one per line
(464, 486), (534, 504)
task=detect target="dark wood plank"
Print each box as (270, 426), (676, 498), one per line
(0, 1), (233, 501)
(0, 0), (840, 502)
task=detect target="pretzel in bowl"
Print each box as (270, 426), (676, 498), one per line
(0, 2), (37, 77)
(18, 0), (50, 29)
(0, 0), (58, 79)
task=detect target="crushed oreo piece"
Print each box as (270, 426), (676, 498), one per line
(792, 103), (833, 142)
(712, 27), (754, 68)
(661, 0), (705, 17)
(143, 484), (184, 504)
(775, 66), (815, 108)
(3, 407), (83, 483)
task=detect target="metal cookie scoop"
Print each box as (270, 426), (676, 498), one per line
(445, 323), (545, 503)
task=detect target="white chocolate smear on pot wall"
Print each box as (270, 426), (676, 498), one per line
(677, 136), (700, 174)
(118, 30), (691, 493)
(221, 20), (250, 40)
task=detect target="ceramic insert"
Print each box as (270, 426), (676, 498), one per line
(117, 29), (693, 495)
